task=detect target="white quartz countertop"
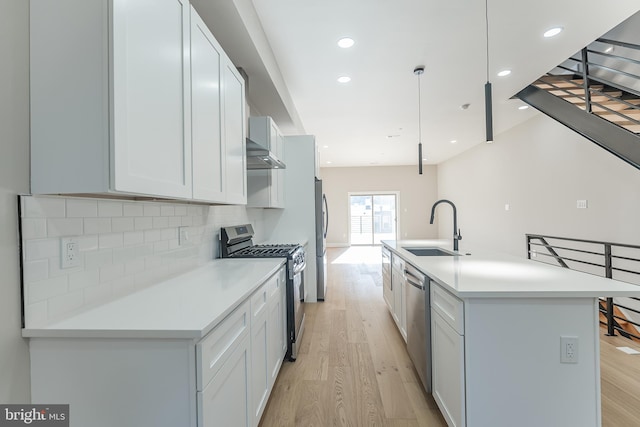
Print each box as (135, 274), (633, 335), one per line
(382, 240), (640, 298)
(22, 258), (285, 339)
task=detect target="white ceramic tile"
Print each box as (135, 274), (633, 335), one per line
(21, 218), (47, 239)
(25, 239), (59, 261)
(154, 240), (169, 252)
(76, 235), (99, 252)
(123, 231), (144, 246)
(168, 239), (179, 250)
(100, 264), (125, 283)
(113, 246), (141, 264)
(22, 196), (66, 218)
(68, 270), (100, 290)
(124, 258), (145, 275)
(84, 249), (113, 269)
(143, 204), (161, 217)
(112, 217), (134, 232)
(152, 216), (169, 229)
(47, 290), (84, 320)
(98, 200), (123, 217)
(66, 198), (97, 218)
(136, 243), (154, 257)
(25, 301), (48, 328)
(111, 276), (136, 296)
(144, 229), (162, 243)
(84, 218), (111, 234)
(161, 205), (175, 216)
(23, 259), (49, 283)
(168, 216), (181, 227)
(123, 203), (144, 217)
(99, 233), (124, 249)
(47, 218), (83, 237)
(134, 217), (153, 230)
(181, 216), (193, 226)
(174, 205), (187, 216)
(83, 283), (112, 306)
(48, 256), (83, 278)
(29, 276), (68, 304)
(161, 228), (177, 241)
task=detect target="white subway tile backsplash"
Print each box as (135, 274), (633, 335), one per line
(25, 238), (59, 261)
(66, 199), (97, 218)
(23, 197), (66, 218)
(29, 276), (68, 304)
(48, 290), (83, 320)
(68, 270), (100, 290)
(143, 204), (161, 217)
(112, 217), (134, 232)
(20, 195), (263, 329)
(84, 218), (111, 234)
(99, 233), (124, 249)
(134, 217), (153, 230)
(23, 259), (49, 283)
(47, 218), (83, 237)
(98, 200), (123, 217)
(123, 203), (144, 217)
(21, 218), (47, 239)
(152, 216), (169, 229)
(161, 205), (175, 216)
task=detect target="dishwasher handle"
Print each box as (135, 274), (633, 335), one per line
(404, 269), (425, 290)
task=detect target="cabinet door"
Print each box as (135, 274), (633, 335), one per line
(190, 8), (224, 202)
(111, 0), (192, 199)
(222, 60), (247, 204)
(432, 310), (466, 427)
(268, 273), (284, 388)
(280, 269), (288, 357)
(251, 283), (269, 425)
(198, 333), (251, 427)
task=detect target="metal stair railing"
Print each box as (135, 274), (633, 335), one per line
(526, 234), (640, 340)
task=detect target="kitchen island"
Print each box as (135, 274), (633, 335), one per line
(382, 239), (640, 427)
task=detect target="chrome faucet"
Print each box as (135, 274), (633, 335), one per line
(429, 199), (462, 251)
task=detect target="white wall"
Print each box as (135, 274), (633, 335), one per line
(437, 113), (640, 257)
(0, 0), (31, 402)
(320, 165), (439, 246)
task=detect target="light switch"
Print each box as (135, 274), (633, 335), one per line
(576, 200), (588, 209)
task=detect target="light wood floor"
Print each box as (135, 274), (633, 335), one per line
(260, 246), (640, 427)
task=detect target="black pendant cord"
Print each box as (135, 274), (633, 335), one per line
(418, 71), (423, 174)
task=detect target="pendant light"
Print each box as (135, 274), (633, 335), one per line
(414, 65), (425, 174)
(484, 0), (493, 143)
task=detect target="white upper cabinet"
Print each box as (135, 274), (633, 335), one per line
(191, 8), (224, 202)
(247, 117), (285, 208)
(30, 0), (246, 204)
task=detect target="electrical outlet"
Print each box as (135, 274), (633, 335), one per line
(61, 237), (80, 269)
(179, 227), (189, 246)
(576, 199), (588, 209)
(504, 203), (510, 211)
(561, 336), (579, 364)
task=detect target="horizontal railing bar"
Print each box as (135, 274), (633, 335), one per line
(598, 38), (640, 52)
(612, 267), (640, 276)
(526, 234), (640, 250)
(587, 48), (640, 68)
(613, 326), (640, 340)
(529, 251), (606, 269)
(589, 97), (640, 126)
(587, 62), (640, 85)
(528, 241), (605, 257)
(613, 305), (640, 317)
(578, 72), (640, 99)
(612, 254), (640, 263)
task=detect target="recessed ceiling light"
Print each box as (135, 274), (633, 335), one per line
(337, 76), (351, 83)
(337, 37), (355, 48)
(422, 158), (428, 161)
(326, 161), (332, 164)
(323, 145), (329, 148)
(543, 27), (563, 38)
(497, 69), (511, 77)
(518, 105), (529, 110)
(450, 140), (457, 144)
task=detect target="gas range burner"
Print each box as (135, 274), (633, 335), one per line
(233, 245), (298, 257)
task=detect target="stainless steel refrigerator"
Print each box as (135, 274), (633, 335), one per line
(315, 178), (328, 300)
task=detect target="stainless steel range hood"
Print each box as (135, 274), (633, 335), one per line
(246, 138), (286, 170)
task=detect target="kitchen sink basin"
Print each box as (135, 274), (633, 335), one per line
(402, 247), (459, 257)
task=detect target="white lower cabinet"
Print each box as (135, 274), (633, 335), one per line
(391, 255), (407, 341)
(431, 283), (466, 427)
(382, 248), (393, 311)
(28, 266), (286, 427)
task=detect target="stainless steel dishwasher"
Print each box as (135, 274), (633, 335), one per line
(404, 262), (431, 393)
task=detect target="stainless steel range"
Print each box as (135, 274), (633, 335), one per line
(220, 224), (305, 361)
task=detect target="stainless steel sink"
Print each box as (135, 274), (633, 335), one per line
(402, 247), (459, 256)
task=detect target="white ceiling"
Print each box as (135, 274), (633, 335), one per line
(193, 0), (640, 168)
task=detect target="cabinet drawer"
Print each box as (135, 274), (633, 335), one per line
(196, 299), (250, 391)
(252, 281), (269, 319)
(431, 283), (464, 335)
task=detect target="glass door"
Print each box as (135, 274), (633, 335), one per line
(349, 194), (397, 245)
